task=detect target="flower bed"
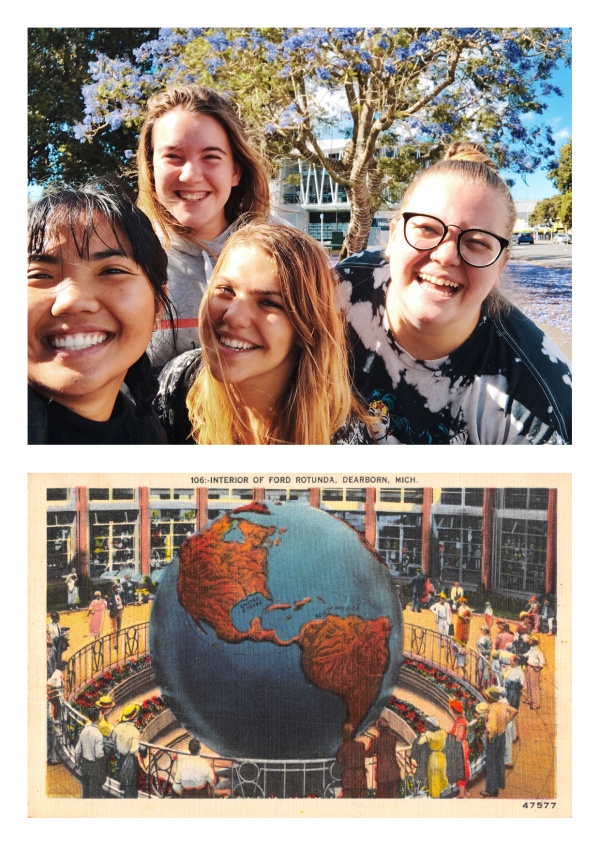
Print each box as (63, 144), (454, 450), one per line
(399, 659), (485, 759)
(71, 655), (165, 730)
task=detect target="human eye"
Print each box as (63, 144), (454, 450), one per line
(463, 231), (496, 252)
(214, 283), (235, 297)
(27, 264), (55, 284)
(260, 297), (284, 310)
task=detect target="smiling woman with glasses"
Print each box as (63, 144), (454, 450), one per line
(336, 141), (572, 444)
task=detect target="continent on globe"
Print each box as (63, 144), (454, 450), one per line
(297, 614), (391, 729)
(150, 500), (403, 759)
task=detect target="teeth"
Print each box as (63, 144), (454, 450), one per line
(219, 336), (258, 351)
(419, 273), (461, 289)
(179, 192), (209, 201)
(49, 333), (109, 351)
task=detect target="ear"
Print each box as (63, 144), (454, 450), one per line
(231, 160), (242, 188)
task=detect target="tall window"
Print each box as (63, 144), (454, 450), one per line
(376, 513), (422, 576)
(496, 517), (547, 594)
(432, 513), (483, 586)
(150, 507), (197, 568)
(47, 511), (76, 579)
(90, 510), (138, 575)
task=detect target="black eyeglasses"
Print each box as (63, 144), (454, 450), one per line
(402, 212), (509, 268)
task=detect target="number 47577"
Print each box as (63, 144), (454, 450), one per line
(522, 802), (556, 809)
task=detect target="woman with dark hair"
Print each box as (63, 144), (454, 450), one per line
(337, 141), (572, 444)
(28, 185), (174, 444)
(137, 85), (272, 368)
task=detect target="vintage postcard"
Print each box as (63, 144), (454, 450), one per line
(29, 472), (571, 818)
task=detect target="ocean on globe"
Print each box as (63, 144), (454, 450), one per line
(150, 500), (403, 760)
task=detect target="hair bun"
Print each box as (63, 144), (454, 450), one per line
(443, 141), (497, 170)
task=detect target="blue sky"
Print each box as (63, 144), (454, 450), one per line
(503, 60), (572, 201)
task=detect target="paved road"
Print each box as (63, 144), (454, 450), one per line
(510, 242), (571, 265)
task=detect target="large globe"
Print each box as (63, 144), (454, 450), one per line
(150, 501), (403, 759)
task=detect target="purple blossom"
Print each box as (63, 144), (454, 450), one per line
(206, 30), (230, 52)
(355, 61), (371, 74)
(316, 67), (331, 81)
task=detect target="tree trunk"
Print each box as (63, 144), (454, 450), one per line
(337, 172), (380, 261)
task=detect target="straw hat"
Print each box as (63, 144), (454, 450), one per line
(120, 703), (141, 722)
(95, 695), (114, 709)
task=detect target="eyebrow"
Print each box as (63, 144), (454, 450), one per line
(158, 144), (228, 155)
(29, 248), (129, 263)
(215, 277), (283, 298)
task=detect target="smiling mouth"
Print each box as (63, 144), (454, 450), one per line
(218, 335), (260, 352)
(417, 272), (463, 296)
(177, 191), (210, 201)
(46, 332), (111, 351)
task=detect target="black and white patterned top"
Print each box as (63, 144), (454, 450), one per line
(336, 249), (572, 445)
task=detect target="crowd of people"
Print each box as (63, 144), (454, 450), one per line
(28, 85), (572, 445)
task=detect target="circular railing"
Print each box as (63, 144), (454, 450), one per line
(56, 618), (491, 798)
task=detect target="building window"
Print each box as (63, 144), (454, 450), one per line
(289, 489), (310, 501)
(376, 512), (422, 577)
(433, 513), (483, 586)
(47, 488), (70, 501)
(379, 488), (423, 504)
(150, 507), (197, 569)
(346, 489), (366, 503)
(323, 489), (344, 501)
(89, 488), (110, 501)
(112, 488), (135, 500)
(502, 489), (549, 511)
(90, 510), (139, 576)
(265, 489), (288, 501)
(46, 511), (76, 579)
(496, 516), (547, 595)
(232, 488), (253, 500)
(208, 489), (229, 500)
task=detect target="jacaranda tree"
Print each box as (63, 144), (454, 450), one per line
(73, 27), (571, 258)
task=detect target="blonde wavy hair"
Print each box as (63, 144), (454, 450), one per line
(186, 223), (362, 444)
(137, 85), (271, 246)
(396, 140), (515, 318)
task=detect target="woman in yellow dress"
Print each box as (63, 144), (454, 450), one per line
(418, 716), (449, 798)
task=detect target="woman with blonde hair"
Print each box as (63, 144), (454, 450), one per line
(137, 84), (271, 368)
(155, 222), (369, 444)
(337, 140), (572, 444)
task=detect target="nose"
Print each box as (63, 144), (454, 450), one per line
(51, 279), (100, 316)
(429, 227), (462, 266)
(222, 295), (252, 327)
(179, 158), (204, 184)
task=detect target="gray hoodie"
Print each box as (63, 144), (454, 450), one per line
(147, 223), (236, 369)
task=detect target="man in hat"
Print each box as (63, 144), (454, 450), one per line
(430, 592), (453, 644)
(74, 706), (106, 798)
(95, 695), (115, 738)
(524, 636), (546, 709)
(479, 688), (517, 798)
(110, 703), (141, 797)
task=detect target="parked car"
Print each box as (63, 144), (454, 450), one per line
(553, 233), (571, 244)
(517, 232), (534, 245)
